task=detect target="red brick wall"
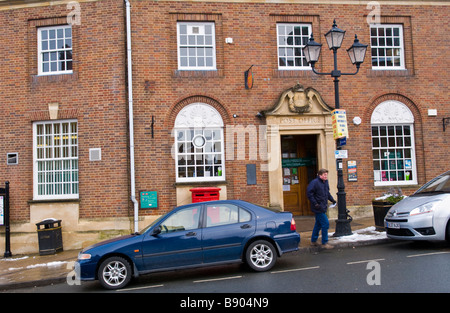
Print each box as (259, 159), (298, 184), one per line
(130, 1), (449, 215)
(0, 0), (130, 221)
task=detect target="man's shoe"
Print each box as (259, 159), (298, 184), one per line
(310, 242), (320, 247)
(322, 243), (334, 249)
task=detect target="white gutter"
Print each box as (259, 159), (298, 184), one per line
(125, 0), (139, 232)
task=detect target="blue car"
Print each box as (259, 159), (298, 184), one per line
(76, 200), (300, 289)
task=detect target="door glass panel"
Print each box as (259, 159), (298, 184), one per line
(160, 206), (200, 233)
(206, 204), (238, 227)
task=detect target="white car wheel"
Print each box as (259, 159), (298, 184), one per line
(246, 240), (277, 271)
(98, 256), (132, 290)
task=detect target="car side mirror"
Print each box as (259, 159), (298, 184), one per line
(151, 226), (161, 236)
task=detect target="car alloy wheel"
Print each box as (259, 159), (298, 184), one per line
(246, 240), (277, 271)
(98, 256), (132, 290)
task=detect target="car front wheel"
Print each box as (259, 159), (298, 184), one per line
(245, 240), (277, 272)
(98, 256), (132, 290)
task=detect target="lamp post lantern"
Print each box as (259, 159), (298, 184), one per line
(324, 20), (346, 50)
(303, 20), (368, 237)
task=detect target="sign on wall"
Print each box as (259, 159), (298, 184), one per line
(335, 150), (348, 159)
(140, 191), (158, 209)
(348, 160), (358, 182)
(282, 157), (316, 168)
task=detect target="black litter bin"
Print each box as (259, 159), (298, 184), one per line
(36, 219), (63, 255)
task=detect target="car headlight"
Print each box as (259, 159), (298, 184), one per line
(409, 201), (440, 216)
(78, 253), (91, 260)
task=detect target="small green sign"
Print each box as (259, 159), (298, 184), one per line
(282, 157), (316, 168)
(140, 191), (158, 209)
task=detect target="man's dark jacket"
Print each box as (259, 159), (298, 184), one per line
(306, 177), (336, 214)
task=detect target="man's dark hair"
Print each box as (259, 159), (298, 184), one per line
(318, 168), (329, 176)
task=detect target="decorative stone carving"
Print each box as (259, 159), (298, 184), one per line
(263, 83), (332, 116)
(371, 100), (414, 124)
(287, 84), (312, 113)
(48, 102), (59, 120)
(174, 102), (224, 128)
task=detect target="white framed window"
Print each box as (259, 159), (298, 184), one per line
(371, 101), (417, 186)
(177, 22), (216, 70)
(174, 103), (225, 182)
(33, 120), (78, 200)
(370, 24), (405, 70)
(38, 25), (73, 75)
(277, 23), (312, 69)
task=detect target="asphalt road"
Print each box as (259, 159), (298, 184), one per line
(9, 241), (450, 294)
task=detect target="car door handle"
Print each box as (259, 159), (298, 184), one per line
(241, 224), (252, 229)
(186, 231), (197, 237)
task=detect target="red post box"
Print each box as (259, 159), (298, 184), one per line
(189, 187), (221, 203)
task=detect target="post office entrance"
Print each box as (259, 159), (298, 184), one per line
(281, 135), (318, 216)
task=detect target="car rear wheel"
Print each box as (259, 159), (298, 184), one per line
(98, 256), (132, 290)
(245, 240), (277, 272)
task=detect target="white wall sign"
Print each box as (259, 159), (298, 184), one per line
(335, 150), (348, 159)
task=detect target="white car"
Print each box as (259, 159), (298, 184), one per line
(385, 170), (450, 242)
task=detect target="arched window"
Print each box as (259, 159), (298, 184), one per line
(371, 100), (417, 186)
(174, 103), (225, 182)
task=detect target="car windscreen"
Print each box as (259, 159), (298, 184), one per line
(139, 214), (166, 234)
(414, 172), (450, 195)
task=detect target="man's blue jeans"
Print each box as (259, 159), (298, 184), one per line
(311, 213), (329, 244)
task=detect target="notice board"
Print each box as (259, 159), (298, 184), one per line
(140, 191), (158, 209)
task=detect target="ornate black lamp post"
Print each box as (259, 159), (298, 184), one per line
(303, 20), (368, 237)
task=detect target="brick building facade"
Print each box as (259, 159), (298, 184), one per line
(0, 0), (131, 253)
(0, 0), (448, 253)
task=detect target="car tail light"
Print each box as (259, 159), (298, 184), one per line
(290, 217), (296, 231)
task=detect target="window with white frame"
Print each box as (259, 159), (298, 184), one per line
(371, 101), (417, 186)
(370, 24), (404, 69)
(277, 23), (312, 69)
(174, 103), (225, 182)
(177, 22), (216, 70)
(33, 120), (78, 199)
(38, 25), (73, 75)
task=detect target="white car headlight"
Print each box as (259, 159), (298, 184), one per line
(409, 201), (440, 216)
(78, 253), (91, 260)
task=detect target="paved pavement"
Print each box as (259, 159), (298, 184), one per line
(0, 216), (388, 290)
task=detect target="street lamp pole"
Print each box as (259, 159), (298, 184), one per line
(303, 20), (367, 237)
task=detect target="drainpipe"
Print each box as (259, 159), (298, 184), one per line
(125, 0), (139, 232)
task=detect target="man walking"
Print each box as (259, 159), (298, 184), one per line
(306, 168), (336, 249)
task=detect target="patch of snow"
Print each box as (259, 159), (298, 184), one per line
(26, 261), (69, 269)
(1, 256), (29, 262)
(330, 226), (387, 242)
(374, 194), (407, 201)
